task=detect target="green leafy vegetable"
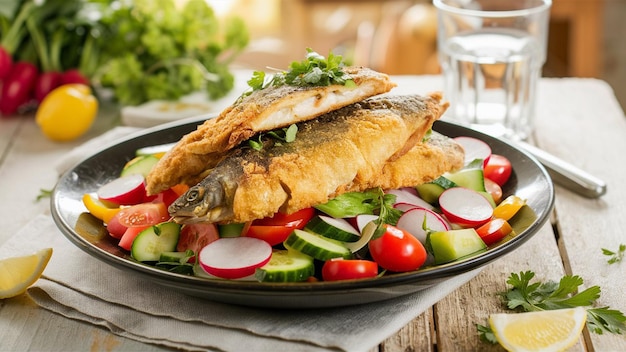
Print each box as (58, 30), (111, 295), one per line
(477, 270), (626, 342)
(476, 324), (498, 344)
(602, 244), (625, 264)
(93, 0), (249, 105)
(238, 48), (355, 102)
(315, 188), (402, 239)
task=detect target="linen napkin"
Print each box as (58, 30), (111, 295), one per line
(4, 126), (482, 351)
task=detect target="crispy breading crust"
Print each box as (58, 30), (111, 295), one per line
(146, 66), (396, 195)
(170, 94), (453, 223)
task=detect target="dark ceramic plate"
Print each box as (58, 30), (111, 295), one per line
(51, 116), (554, 308)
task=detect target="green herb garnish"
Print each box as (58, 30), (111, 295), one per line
(248, 124), (299, 151)
(602, 244), (625, 264)
(477, 270), (626, 343)
(314, 188), (402, 239)
(238, 48), (354, 101)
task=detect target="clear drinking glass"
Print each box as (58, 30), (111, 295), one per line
(434, 0), (552, 141)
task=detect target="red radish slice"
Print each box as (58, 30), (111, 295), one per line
(394, 202), (424, 212)
(454, 136), (492, 167)
(439, 187), (493, 227)
(97, 174), (147, 206)
(355, 214), (378, 233)
(386, 188), (434, 210)
(198, 237), (272, 279)
(396, 207), (451, 244)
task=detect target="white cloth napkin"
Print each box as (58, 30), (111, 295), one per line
(4, 127), (482, 351)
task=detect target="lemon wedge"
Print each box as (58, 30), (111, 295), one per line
(489, 307), (587, 352)
(0, 248), (53, 299)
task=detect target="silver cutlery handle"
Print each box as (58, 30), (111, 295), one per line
(516, 141), (607, 198)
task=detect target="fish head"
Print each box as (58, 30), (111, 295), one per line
(168, 184), (221, 223)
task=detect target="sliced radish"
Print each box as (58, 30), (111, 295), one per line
(198, 237), (272, 279)
(97, 174), (147, 206)
(386, 188), (434, 210)
(438, 187), (493, 227)
(454, 136), (492, 167)
(355, 214), (378, 233)
(396, 207), (451, 244)
(394, 202), (424, 212)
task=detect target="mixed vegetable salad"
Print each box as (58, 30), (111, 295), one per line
(81, 135), (530, 283)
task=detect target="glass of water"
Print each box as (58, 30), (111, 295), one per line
(434, 0), (551, 141)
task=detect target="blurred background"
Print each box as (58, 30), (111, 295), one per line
(213, 0), (625, 110)
(1, 0), (623, 122)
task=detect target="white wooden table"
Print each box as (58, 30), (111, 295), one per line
(1, 76), (625, 351)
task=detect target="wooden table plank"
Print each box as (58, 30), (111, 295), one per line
(535, 79), (626, 351)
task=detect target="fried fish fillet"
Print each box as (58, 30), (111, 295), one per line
(168, 93), (459, 224)
(146, 66), (396, 195)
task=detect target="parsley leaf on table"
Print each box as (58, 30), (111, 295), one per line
(477, 270), (626, 343)
(602, 244), (625, 264)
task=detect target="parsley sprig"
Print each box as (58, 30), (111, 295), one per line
(602, 244), (625, 264)
(477, 271), (626, 343)
(238, 48), (355, 101)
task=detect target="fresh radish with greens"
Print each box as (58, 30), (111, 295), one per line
(0, 47), (12, 81)
(396, 207), (451, 244)
(0, 2), (35, 81)
(61, 69), (90, 85)
(34, 71), (62, 102)
(0, 61), (39, 115)
(454, 136), (492, 167)
(97, 174), (148, 206)
(438, 187), (494, 227)
(198, 237), (272, 279)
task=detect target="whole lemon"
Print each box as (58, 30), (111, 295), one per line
(36, 84), (98, 142)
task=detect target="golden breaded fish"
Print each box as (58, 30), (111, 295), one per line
(168, 93), (455, 224)
(145, 66), (396, 195)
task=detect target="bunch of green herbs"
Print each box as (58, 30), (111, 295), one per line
(91, 0), (249, 105)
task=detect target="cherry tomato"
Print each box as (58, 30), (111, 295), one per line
(177, 223), (220, 260)
(476, 218), (513, 245)
(322, 258), (379, 281)
(244, 225), (295, 246)
(484, 154), (512, 186)
(115, 202), (169, 228)
(368, 225), (427, 272)
(253, 207), (315, 228)
(118, 225), (150, 251)
(484, 178), (503, 204)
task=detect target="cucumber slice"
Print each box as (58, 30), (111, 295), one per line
(416, 182), (446, 204)
(120, 154), (159, 178)
(159, 250), (193, 263)
(131, 222), (181, 262)
(443, 168), (486, 192)
(255, 250), (315, 282)
(304, 215), (360, 242)
(428, 228), (487, 265)
(284, 229), (352, 261)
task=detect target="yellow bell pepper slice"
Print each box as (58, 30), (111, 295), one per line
(492, 195), (526, 221)
(82, 193), (121, 223)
